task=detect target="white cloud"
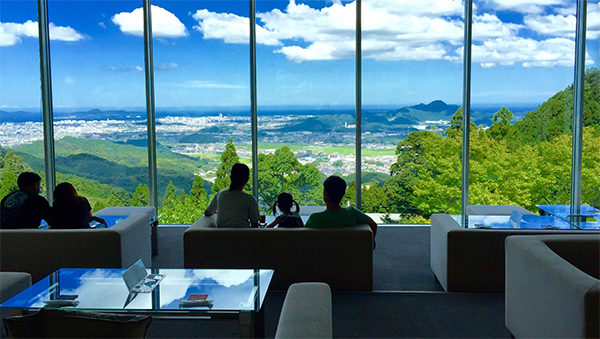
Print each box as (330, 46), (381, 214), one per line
(189, 0), (590, 67)
(191, 9), (281, 45)
(0, 20), (84, 47)
(524, 14), (575, 38)
(191, 0), (466, 63)
(472, 13), (522, 41)
(135, 66), (143, 72)
(156, 62), (179, 71)
(177, 80), (245, 89)
(48, 23), (85, 41)
(112, 5), (187, 38)
(586, 2), (600, 40)
(468, 37), (581, 67)
(480, 0), (569, 14)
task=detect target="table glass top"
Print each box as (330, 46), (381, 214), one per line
(1, 268), (274, 312)
(39, 215), (128, 229)
(453, 215), (576, 229)
(536, 204), (600, 229)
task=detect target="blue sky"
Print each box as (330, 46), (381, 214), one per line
(0, 0), (598, 110)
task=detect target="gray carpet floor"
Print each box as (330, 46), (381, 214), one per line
(148, 226), (511, 338)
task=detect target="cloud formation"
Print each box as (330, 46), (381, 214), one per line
(0, 20), (84, 47)
(189, 0), (595, 68)
(480, 0), (568, 14)
(112, 5), (187, 38)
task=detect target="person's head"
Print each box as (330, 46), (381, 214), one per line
(323, 175), (346, 206)
(53, 182), (78, 201)
(17, 172), (42, 195)
(272, 192), (299, 215)
(229, 163), (250, 191)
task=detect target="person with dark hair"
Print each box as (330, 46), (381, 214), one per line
(50, 182), (106, 229)
(305, 175), (377, 247)
(267, 192), (303, 228)
(204, 163), (260, 228)
(0, 172), (53, 229)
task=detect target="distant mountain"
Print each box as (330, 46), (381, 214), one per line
(391, 100), (460, 122)
(55, 153), (193, 193)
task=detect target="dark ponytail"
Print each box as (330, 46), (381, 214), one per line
(293, 200), (300, 214)
(272, 201), (278, 216)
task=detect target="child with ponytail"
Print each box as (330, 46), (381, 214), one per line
(266, 192), (304, 228)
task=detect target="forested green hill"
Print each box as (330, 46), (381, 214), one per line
(512, 69), (600, 144)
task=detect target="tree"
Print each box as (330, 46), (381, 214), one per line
(212, 138), (240, 193)
(444, 107), (476, 138)
(162, 181), (178, 208)
(0, 169), (18, 198)
(131, 183), (149, 206)
(342, 181), (356, 208)
(257, 146), (321, 211)
(487, 107), (513, 139)
(362, 182), (385, 213)
(105, 191), (132, 207)
(188, 175), (208, 211)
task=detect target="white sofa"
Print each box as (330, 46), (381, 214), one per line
(505, 234), (599, 338)
(275, 282), (332, 339)
(0, 207), (154, 282)
(184, 215), (373, 291)
(430, 206), (599, 292)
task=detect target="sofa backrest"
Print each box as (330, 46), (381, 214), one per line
(183, 223), (373, 291)
(0, 214), (150, 282)
(544, 236), (600, 279)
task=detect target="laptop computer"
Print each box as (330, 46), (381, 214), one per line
(122, 259), (164, 293)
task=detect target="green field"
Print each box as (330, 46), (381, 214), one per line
(239, 143), (395, 156)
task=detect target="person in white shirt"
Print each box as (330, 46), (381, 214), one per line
(204, 163), (260, 228)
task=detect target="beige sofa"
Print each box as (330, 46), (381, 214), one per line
(0, 207), (154, 282)
(430, 208), (599, 292)
(505, 235), (599, 338)
(184, 215), (373, 291)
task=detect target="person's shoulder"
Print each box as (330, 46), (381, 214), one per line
(29, 193), (49, 205)
(1, 190), (28, 208)
(345, 206), (366, 215)
(305, 210), (327, 228)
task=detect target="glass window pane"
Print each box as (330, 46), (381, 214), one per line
(256, 0), (356, 216)
(153, 0), (251, 224)
(583, 2), (599, 221)
(0, 0), (45, 199)
(470, 0), (576, 215)
(363, 0), (464, 224)
(48, 0), (148, 212)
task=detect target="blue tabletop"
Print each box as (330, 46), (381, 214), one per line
(536, 205), (599, 229)
(40, 215), (127, 229)
(454, 214), (575, 230)
(1, 268), (274, 312)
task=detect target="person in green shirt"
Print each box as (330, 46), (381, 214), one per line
(305, 175), (377, 248)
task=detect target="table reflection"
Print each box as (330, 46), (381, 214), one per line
(1, 268), (274, 313)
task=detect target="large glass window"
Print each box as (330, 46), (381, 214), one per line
(469, 0), (576, 214)
(48, 0), (148, 211)
(153, 1), (251, 223)
(256, 0), (355, 213)
(583, 2), (599, 213)
(361, 0), (464, 224)
(0, 0), (45, 198)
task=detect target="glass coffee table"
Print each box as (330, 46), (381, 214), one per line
(1, 268), (273, 338)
